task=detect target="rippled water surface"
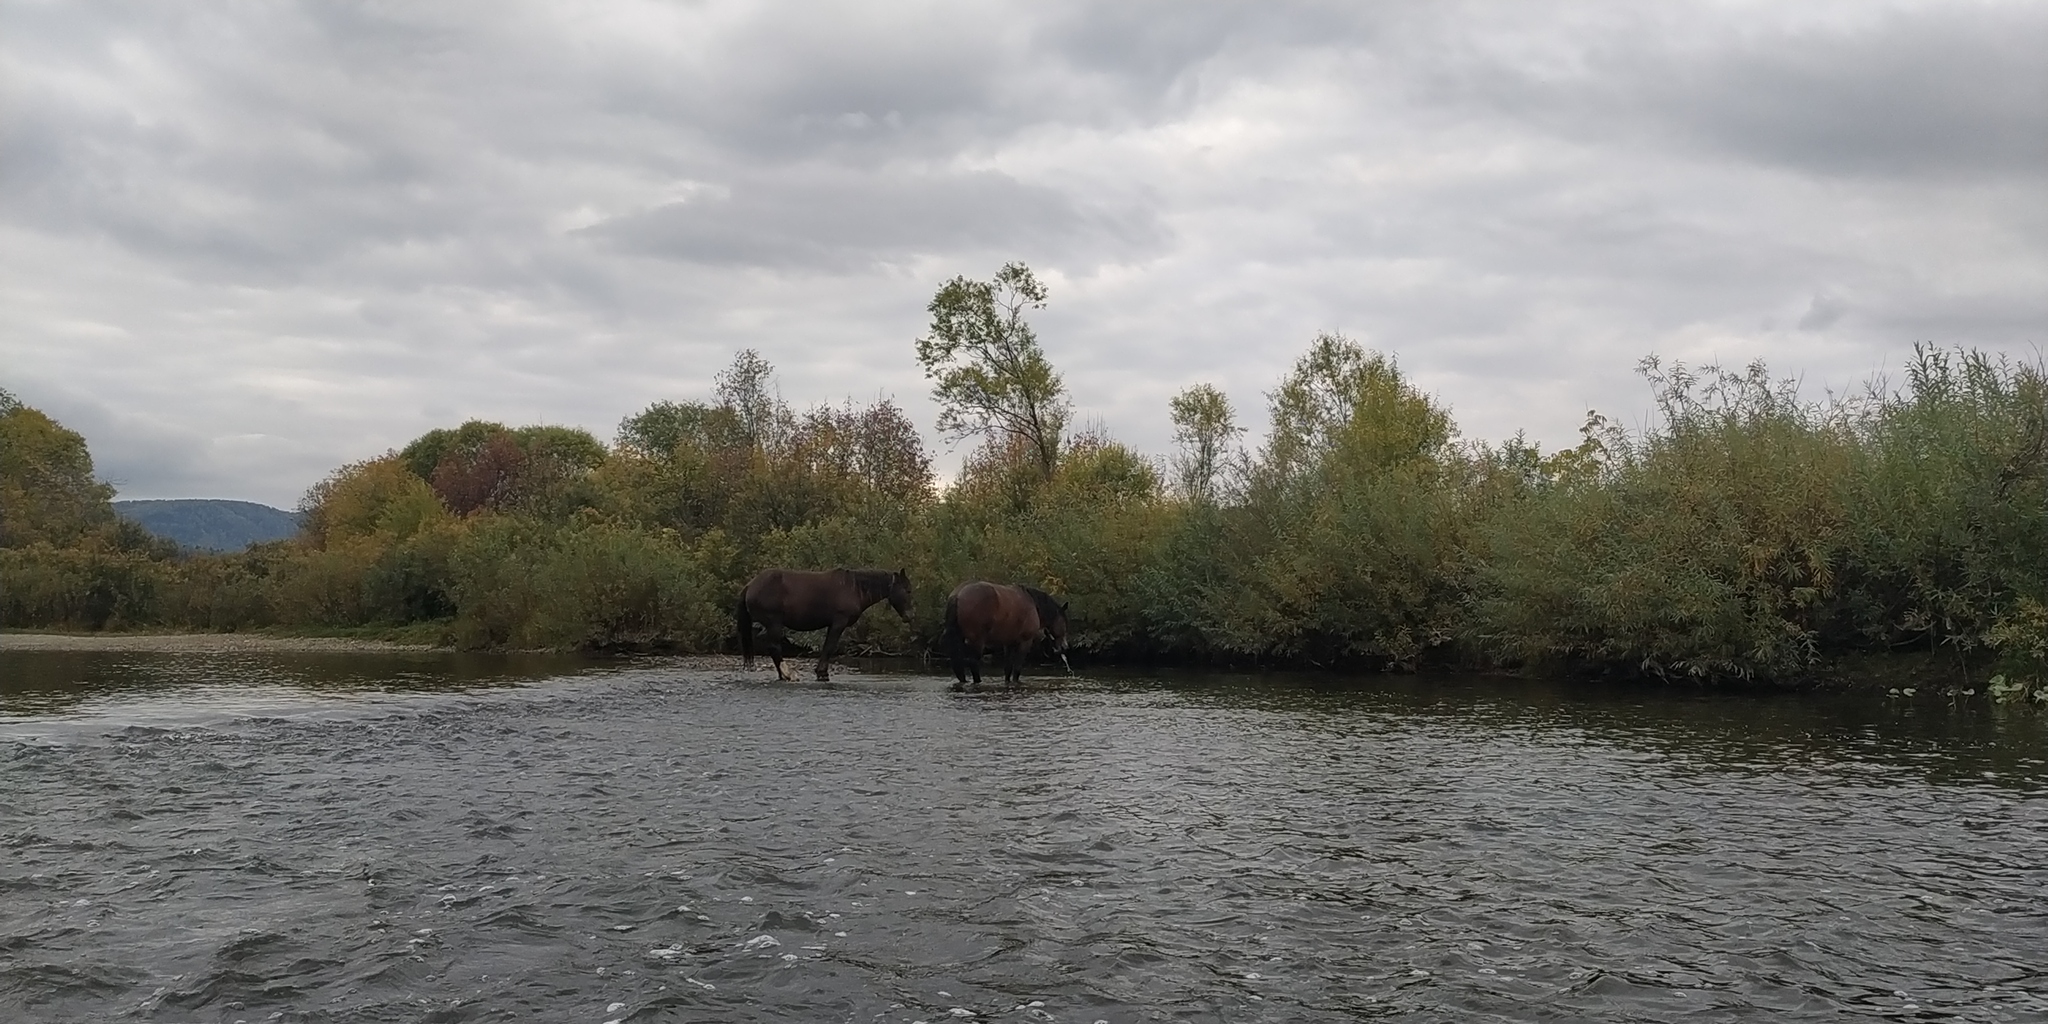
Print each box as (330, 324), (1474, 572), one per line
(3, 648), (2045, 1023)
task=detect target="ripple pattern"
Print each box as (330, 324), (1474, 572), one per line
(2, 658), (2045, 1022)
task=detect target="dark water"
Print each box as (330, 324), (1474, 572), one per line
(3, 650), (2045, 1023)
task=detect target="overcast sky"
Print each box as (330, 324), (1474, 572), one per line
(4, 0), (2043, 507)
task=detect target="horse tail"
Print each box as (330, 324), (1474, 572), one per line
(941, 592), (967, 684)
(939, 592), (961, 646)
(736, 596), (754, 668)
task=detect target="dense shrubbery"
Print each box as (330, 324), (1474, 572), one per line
(7, 321), (2048, 696)
(1466, 347), (2048, 690)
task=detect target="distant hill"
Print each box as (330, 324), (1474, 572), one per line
(114, 499), (301, 552)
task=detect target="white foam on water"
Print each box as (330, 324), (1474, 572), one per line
(739, 934), (780, 951)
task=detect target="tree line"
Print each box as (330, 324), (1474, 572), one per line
(4, 264), (2048, 698)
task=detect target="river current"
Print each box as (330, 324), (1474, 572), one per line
(2, 648), (2044, 1022)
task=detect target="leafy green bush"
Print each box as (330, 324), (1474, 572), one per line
(12, 343), (2048, 690)
(446, 516), (727, 650)
(1473, 360), (1855, 679)
(1837, 346), (2048, 663)
(0, 544), (164, 629)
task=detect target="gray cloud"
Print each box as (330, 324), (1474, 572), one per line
(588, 168), (1168, 270)
(1419, 3), (2048, 182)
(1, 0), (2041, 506)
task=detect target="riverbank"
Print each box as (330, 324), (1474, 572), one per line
(0, 630), (444, 654)
(1, 629), (2019, 698)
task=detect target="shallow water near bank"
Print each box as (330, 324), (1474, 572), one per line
(2, 648), (2045, 1023)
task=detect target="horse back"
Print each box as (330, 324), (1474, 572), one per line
(948, 581), (1041, 646)
(743, 568), (860, 630)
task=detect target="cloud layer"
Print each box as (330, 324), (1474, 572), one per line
(4, 0), (2043, 506)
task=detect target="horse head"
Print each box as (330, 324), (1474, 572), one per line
(1042, 598), (1070, 653)
(1020, 587), (1072, 673)
(886, 568), (914, 621)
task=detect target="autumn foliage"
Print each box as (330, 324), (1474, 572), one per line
(6, 342), (2048, 697)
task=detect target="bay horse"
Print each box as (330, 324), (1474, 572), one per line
(941, 581), (1070, 691)
(737, 567), (912, 681)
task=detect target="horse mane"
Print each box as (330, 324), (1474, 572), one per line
(1017, 585), (1064, 625)
(844, 567), (896, 603)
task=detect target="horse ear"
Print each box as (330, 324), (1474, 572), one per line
(1060, 600), (1070, 612)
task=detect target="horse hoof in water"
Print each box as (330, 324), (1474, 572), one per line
(815, 669), (830, 682)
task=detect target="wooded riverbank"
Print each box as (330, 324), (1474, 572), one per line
(7, 276), (2047, 695)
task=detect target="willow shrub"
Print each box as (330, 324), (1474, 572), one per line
(1472, 361), (1857, 680)
(1129, 502), (1227, 658)
(1188, 459), (1466, 667)
(1839, 346), (2048, 681)
(1158, 337), (1468, 668)
(0, 544), (164, 629)
(446, 515), (730, 650)
(155, 550), (278, 631)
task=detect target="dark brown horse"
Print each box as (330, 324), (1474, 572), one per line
(737, 567), (912, 681)
(941, 581), (1070, 691)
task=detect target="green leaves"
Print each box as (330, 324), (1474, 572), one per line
(1262, 333), (1453, 486)
(1169, 383), (1241, 504)
(0, 392), (117, 549)
(916, 262), (1070, 480)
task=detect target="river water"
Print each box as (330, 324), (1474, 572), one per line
(2, 648), (2044, 1023)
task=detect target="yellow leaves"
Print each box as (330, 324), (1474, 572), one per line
(302, 456), (449, 551)
(0, 400), (116, 548)
(1049, 434), (1161, 507)
(1988, 598), (2048, 663)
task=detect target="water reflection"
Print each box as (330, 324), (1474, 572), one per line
(0, 648), (598, 721)
(913, 662), (2048, 793)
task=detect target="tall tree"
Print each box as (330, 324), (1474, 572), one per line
(915, 262), (1071, 480)
(1263, 332), (1452, 481)
(0, 388), (116, 547)
(1169, 383), (1241, 504)
(714, 349), (790, 450)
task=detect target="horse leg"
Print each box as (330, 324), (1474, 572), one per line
(816, 624), (844, 681)
(950, 634), (970, 691)
(765, 623), (790, 680)
(968, 642), (985, 691)
(1005, 643), (1024, 687)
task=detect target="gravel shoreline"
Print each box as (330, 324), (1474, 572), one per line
(0, 632), (764, 673)
(0, 631), (443, 654)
